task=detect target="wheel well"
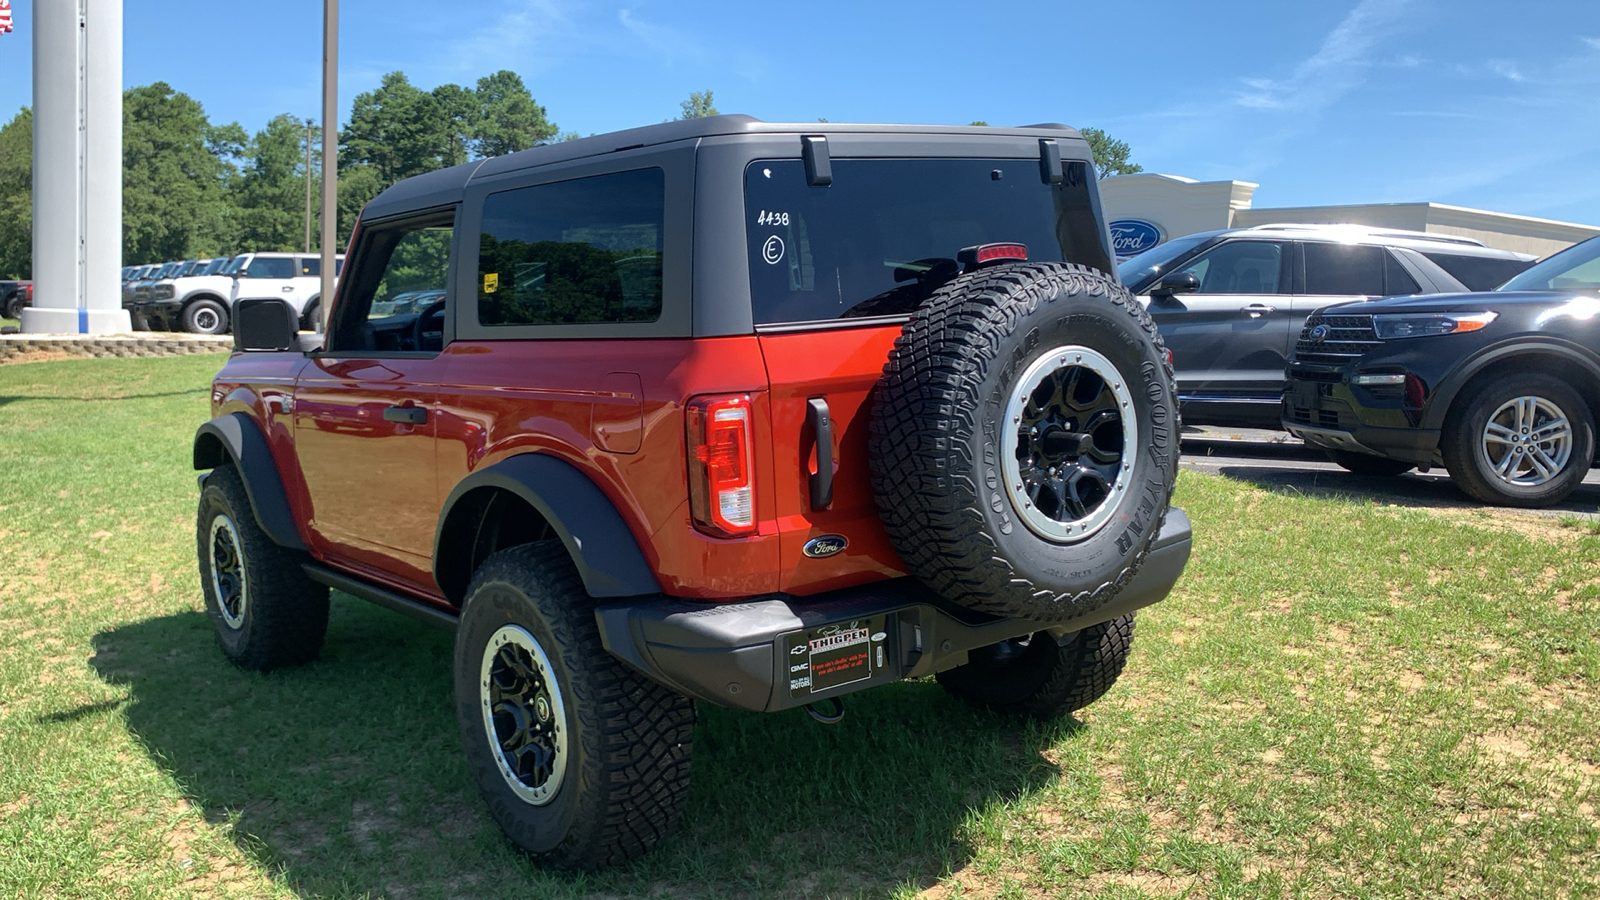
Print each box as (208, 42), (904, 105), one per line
(434, 487), (556, 606)
(1443, 352), (1600, 461)
(183, 293), (225, 307)
(193, 432), (228, 470)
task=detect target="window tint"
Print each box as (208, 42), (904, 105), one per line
(222, 257), (246, 275)
(245, 257), (297, 279)
(1173, 240), (1283, 294)
(1421, 252), (1533, 292)
(1383, 251), (1421, 295)
(301, 258), (320, 277)
(744, 158), (1112, 325)
(1303, 243), (1384, 295)
(328, 219), (454, 353)
(477, 168), (665, 327)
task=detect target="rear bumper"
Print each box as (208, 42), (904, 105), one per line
(595, 508), (1192, 712)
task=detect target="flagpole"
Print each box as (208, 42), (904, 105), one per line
(318, 0), (338, 332)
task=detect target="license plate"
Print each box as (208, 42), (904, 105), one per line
(784, 615), (890, 697)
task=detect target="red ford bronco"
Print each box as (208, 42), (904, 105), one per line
(194, 116), (1191, 869)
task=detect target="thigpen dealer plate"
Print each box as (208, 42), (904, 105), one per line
(784, 615), (891, 698)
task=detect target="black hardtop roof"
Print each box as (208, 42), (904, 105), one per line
(363, 115), (1086, 221)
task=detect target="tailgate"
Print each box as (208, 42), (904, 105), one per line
(757, 326), (911, 594)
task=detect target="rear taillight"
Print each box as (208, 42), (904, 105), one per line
(686, 395), (756, 537)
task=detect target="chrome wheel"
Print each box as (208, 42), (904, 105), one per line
(480, 625), (568, 806)
(193, 307), (220, 332)
(1480, 395), (1573, 487)
(1001, 346), (1138, 543)
(209, 514), (247, 630)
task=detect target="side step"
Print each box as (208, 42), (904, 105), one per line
(302, 563), (460, 629)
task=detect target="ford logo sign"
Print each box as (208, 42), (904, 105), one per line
(1109, 219), (1163, 258)
(802, 535), (848, 559)
(1309, 323), (1331, 342)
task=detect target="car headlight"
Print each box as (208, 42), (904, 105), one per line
(1373, 311), (1497, 339)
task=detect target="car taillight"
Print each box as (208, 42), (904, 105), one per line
(686, 395), (756, 537)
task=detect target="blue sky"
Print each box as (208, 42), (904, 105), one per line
(0, 0), (1596, 224)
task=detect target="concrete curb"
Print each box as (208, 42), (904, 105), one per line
(0, 333), (233, 363)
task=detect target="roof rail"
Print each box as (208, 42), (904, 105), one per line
(1240, 222), (1487, 247)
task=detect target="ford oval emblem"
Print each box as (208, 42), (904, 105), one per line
(1309, 323), (1331, 342)
(802, 535), (849, 559)
(1109, 219), (1164, 258)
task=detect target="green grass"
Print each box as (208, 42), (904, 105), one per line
(1, 354), (1597, 899)
(1, 316), (18, 329)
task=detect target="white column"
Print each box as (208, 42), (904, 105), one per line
(22, 0), (129, 334)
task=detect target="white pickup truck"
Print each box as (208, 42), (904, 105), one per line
(224, 252), (344, 333)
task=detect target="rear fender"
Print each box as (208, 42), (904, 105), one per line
(434, 454), (661, 601)
(192, 412), (307, 551)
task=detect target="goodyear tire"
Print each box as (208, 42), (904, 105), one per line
(938, 614), (1136, 718)
(870, 263), (1179, 621)
(196, 464), (330, 670)
(454, 542), (695, 870)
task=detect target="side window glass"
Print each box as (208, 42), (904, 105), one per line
(246, 257), (296, 279)
(1303, 243), (1385, 295)
(328, 217), (455, 354)
(1383, 251), (1421, 295)
(1174, 241), (1282, 294)
(477, 168), (665, 327)
(301, 258), (321, 277)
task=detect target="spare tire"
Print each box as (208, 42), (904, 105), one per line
(869, 262), (1179, 621)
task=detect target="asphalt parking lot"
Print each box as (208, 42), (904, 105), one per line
(1180, 426), (1600, 520)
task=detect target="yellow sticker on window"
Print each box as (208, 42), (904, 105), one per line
(483, 272), (500, 294)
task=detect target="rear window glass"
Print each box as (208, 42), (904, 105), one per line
(745, 158), (1112, 325)
(1303, 243), (1385, 296)
(477, 168), (665, 327)
(1421, 252), (1532, 292)
(244, 257), (296, 279)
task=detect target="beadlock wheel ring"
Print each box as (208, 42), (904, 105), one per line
(209, 514), (247, 630)
(194, 308), (219, 332)
(479, 624), (568, 806)
(1479, 394), (1573, 488)
(1001, 345), (1138, 543)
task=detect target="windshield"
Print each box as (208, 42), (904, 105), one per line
(222, 256), (248, 275)
(1116, 234), (1212, 292)
(1498, 237), (1600, 293)
(744, 157), (1113, 325)
(202, 258), (229, 276)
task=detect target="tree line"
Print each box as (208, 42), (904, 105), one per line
(0, 69), (565, 279)
(0, 80), (1141, 281)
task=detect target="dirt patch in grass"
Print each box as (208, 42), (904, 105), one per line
(0, 349), (73, 366)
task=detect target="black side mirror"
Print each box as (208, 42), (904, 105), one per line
(1151, 271), (1200, 299)
(233, 297), (298, 352)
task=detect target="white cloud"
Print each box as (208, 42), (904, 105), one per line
(617, 8), (704, 66)
(1232, 0), (1415, 112)
(1488, 60), (1527, 82)
(1583, 36), (1600, 50)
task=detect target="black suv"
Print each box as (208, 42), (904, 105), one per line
(1118, 224), (1534, 428)
(1283, 235), (1600, 506)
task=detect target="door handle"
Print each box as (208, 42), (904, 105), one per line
(383, 405), (427, 425)
(806, 397), (833, 510)
(1241, 303), (1276, 318)
(282, 286), (294, 292)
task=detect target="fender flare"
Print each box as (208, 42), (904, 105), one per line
(1422, 339), (1600, 432)
(192, 412), (307, 551)
(434, 454), (661, 599)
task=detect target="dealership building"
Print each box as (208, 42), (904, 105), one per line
(1099, 173), (1600, 260)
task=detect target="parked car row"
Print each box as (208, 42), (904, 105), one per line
(121, 252), (343, 334)
(1122, 224), (1598, 508)
(1118, 222), (1536, 428)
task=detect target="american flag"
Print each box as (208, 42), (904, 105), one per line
(0, 1), (12, 36)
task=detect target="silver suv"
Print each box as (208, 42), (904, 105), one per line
(1118, 223), (1536, 428)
